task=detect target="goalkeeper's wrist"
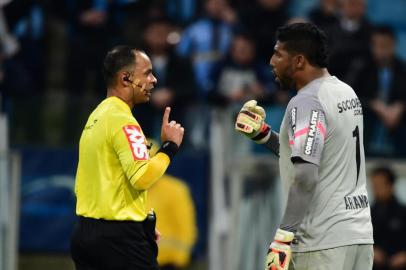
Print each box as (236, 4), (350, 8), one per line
(252, 123), (271, 144)
(274, 228), (294, 245)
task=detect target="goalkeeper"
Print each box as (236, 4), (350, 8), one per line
(235, 23), (373, 270)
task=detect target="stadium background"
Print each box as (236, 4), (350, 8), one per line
(1, 0), (406, 269)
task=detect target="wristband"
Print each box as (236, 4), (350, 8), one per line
(274, 228), (294, 245)
(158, 141), (179, 161)
(252, 124), (271, 144)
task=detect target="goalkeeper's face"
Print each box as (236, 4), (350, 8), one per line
(270, 41), (295, 90)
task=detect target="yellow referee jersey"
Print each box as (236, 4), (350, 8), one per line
(75, 96), (170, 221)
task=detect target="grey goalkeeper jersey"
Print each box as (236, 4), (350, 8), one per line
(279, 76), (373, 252)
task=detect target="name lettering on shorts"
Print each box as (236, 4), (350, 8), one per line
(344, 195), (369, 210)
(122, 125), (149, 160)
(304, 110), (319, 155)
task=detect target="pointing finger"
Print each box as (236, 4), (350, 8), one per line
(163, 107), (171, 124)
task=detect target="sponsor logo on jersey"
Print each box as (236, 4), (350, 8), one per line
(304, 110), (319, 155)
(290, 107), (297, 133)
(337, 97), (363, 115)
(122, 125), (149, 160)
(344, 195), (369, 210)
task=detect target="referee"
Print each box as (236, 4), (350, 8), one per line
(70, 46), (184, 270)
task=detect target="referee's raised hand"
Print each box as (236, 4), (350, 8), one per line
(161, 107), (184, 146)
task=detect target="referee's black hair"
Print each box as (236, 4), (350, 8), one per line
(276, 23), (329, 68)
(102, 45), (137, 88)
(371, 166), (396, 185)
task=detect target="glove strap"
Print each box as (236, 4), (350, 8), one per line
(252, 123), (271, 144)
(274, 228), (294, 245)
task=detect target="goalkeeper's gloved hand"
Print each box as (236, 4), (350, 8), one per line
(265, 229), (294, 270)
(235, 100), (271, 144)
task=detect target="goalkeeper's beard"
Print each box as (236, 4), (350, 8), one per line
(275, 74), (295, 91)
(273, 66), (295, 90)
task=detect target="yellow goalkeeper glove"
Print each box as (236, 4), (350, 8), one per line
(265, 229), (294, 270)
(235, 100), (271, 144)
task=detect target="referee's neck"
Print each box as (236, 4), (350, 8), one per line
(107, 88), (134, 109)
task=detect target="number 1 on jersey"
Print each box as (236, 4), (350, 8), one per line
(352, 126), (360, 186)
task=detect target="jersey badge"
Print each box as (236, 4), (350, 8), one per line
(122, 125), (149, 160)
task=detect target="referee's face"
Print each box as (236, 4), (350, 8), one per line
(132, 51), (157, 104)
(270, 41), (295, 90)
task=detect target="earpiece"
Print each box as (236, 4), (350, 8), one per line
(123, 75), (131, 83)
(123, 75), (145, 92)
(133, 79), (141, 87)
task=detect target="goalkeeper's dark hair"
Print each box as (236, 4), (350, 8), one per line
(102, 45), (137, 88)
(276, 23), (329, 68)
(371, 166), (396, 185)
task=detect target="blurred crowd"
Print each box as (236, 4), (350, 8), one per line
(1, 0), (406, 157)
(370, 166), (406, 270)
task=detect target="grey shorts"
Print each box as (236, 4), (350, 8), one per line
(289, 244), (373, 270)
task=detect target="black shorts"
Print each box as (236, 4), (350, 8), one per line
(70, 216), (159, 270)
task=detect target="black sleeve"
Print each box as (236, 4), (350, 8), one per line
(263, 130), (280, 157)
(280, 161), (319, 232)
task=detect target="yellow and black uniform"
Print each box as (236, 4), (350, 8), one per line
(75, 96), (170, 221)
(71, 96), (177, 270)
